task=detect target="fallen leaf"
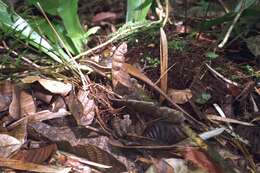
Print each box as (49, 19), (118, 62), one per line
(159, 28), (168, 101)
(57, 141), (127, 173)
(92, 11), (118, 23)
(165, 158), (208, 173)
(11, 144), (57, 163)
(8, 109), (70, 129)
(34, 91), (53, 104)
(123, 63), (199, 124)
(21, 75), (41, 84)
(51, 96), (66, 112)
(66, 91), (85, 126)
(0, 81), (12, 112)
(145, 159), (174, 173)
(0, 157), (71, 173)
(77, 89), (95, 126)
(182, 147), (222, 173)
(112, 42), (132, 90)
(167, 88), (192, 104)
(0, 134), (21, 158)
(38, 79), (72, 96)
(9, 88), (36, 119)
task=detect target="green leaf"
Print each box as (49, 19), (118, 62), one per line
(205, 51), (219, 60)
(27, 0), (86, 54)
(195, 92), (211, 104)
(0, 0), (68, 63)
(126, 0), (152, 22)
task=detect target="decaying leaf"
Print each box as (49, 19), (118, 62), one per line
(165, 158), (208, 173)
(9, 87), (36, 119)
(110, 98), (186, 123)
(0, 157), (71, 173)
(38, 78), (72, 96)
(9, 109), (70, 129)
(34, 91), (53, 104)
(0, 81), (12, 112)
(11, 144), (57, 163)
(159, 28), (168, 102)
(92, 11), (118, 23)
(21, 75), (41, 84)
(182, 147), (223, 173)
(77, 89), (95, 126)
(66, 90), (93, 126)
(51, 96), (67, 112)
(57, 141), (127, 173)
(167, 88), (193, 104)
(0, 118), (27, 158)
(112, 42), (132, 90)
(0, 134), (21, 158)
(145, 159), (174, 173)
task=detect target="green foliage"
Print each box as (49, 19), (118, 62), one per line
(168, 38), (185, 51)
(27, 0), (99, 54)
(0, 0), (66, 63)
(195, 92), (211, 104)
(205, 51), (219, 60)
(140, 55), (160, 68)
(200, 0), (260, 30)
(126, 0), (153, 22)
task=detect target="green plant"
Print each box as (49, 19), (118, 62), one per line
(140, 55), (160, 68)
(205, 51), (219, 60)
(126, 0), (153, 22)
(26, 0), (99, 55)
(195, 92), (211, 104)
(168, 38), (185, 51)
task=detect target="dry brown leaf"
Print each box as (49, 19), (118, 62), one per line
(34, 91), (53, 104)
(145, 159), (175, 173)
(21, 75), (41, 84)
(160, 28), (168, 102)
(182, 147), (223, 173)
(92, 11), (118, 23)
(20, 90), (36, 116)
(77, 89), (95, 126)
(51, 96), (67, 112)
(38, 79), (72, 96)
(57, 141), (127, 173)
(11, 144), (57, 163)
(0, 81), (12, 112)
(66, 91), (85, 126)
(9, 109), (70, 129)
(165, 158), (208, 173)
(9, 86), (21, 119)
(0, 134), (21, 158)
(167, 88), (193, 104)
(123, 63), (198, 124)
(112, 42), (132, 89)
(9, 88), (36, 119)
(0, 157), (71, 173)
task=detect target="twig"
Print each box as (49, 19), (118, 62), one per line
(0, 44), (40, 69)
(218, 1), (245, 48)
(37, 2), (88, 89)
(217, 0), (230, 13)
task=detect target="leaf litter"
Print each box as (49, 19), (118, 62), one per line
(1, 1), (260, 173)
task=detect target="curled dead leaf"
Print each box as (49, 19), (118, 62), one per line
(77, 89), (95, 126)
(38, 79), (72, 96)
(9, 87), (36, 119)
(112, 42), (132, 89)
(167, 88), (192, 104)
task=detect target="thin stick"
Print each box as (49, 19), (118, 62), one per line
(36, 2), (88, 88)
(218, 0), (245, 48)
